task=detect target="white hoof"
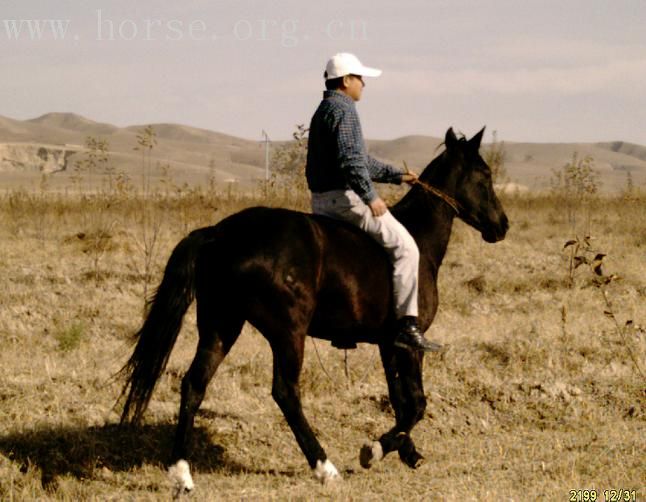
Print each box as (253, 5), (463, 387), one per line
(314, 459), (341, 484)
(359, 441), (383, 469)
(169, 460), (194, 497)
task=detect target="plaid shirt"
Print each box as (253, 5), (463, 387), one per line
(306, 90), (402, 203)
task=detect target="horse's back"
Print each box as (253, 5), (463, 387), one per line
(199, 205), (387, 267)
(192, 206), (393, 340)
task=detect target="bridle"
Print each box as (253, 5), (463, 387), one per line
(403, 161), (460, 215)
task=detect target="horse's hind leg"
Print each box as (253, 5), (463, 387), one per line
(269, 333), (340, 484)
(168, 309), (243, 494)
(360, 344), (426, 469)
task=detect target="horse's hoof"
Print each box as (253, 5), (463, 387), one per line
(359, 441), (383, 469)
(314, 459), (342, 484)
(169, 460), (194, 497)
(401, 451), (425, 469)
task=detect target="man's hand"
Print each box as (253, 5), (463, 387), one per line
(401, 171), (418, 185)
(368, 197), (388, 217)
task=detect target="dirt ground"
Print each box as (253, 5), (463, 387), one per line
(0, 189), (643, 501)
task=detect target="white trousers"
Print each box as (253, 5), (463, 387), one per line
(311, 190), (419, 318)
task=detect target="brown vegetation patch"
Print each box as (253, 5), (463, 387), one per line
(0, 189), (644, 499)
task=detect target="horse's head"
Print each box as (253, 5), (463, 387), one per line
(441, 127), (509, 243)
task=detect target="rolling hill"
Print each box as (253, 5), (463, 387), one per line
(1, 112), (645, 193)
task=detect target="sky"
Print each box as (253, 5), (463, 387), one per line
(1, 0), (645, 144)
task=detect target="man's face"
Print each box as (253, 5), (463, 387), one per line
(342, 74), (365, 101)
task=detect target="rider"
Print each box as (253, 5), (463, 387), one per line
(306, 52), (438, 352)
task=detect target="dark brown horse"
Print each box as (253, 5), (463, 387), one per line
(118, 127), (508, 491)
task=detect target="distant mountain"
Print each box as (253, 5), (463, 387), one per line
(27, 112), (119, 136)
(0, 115), (32, 136)
(0, 112), (267, 187)
(368, 136), (443, 170)
(596, 141), (646, 163)
(1, 112), (645, 192)
(124, 123), (249, 147)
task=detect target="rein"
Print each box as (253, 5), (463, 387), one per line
(403, 161), (460, 214)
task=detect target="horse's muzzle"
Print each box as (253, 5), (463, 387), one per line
(482, 213), (509, 243)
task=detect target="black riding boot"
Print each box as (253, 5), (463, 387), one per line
(394, 316), (443, 352)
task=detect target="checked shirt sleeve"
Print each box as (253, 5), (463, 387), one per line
(367, 155), (403, 185)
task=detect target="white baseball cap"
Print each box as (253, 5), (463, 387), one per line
(324, 53), (382, 79)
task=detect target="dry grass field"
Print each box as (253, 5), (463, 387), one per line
(0, 183), (644, 501)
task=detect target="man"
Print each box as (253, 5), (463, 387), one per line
(306, 52), (438, 352)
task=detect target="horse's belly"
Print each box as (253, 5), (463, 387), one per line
(309, 274), (393, 341)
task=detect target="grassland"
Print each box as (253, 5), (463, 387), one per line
(0, 184), (644, 501)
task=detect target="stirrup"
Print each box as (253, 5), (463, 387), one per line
(394, 333), (443, 352)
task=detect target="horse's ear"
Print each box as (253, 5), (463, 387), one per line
(445, 127), (458, 150)
(469, 126), (486, 149)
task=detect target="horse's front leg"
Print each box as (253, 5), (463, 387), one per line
(360, 344), (426, 469)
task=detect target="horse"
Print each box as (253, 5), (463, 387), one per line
(118, 127), (509, 492)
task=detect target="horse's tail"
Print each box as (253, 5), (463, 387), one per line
(118, 230), (204, 425)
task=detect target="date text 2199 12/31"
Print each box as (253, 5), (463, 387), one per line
(569, 489), (638, 502)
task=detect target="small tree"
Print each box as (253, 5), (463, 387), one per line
(483, 130), (508, 184)
(623, 170), (635, 199)
(85, 136), (110, 193)
(133, 125), (163, 305)
(552, 153), (601, 290)
(70, 136), (114, 281)
(550, 153), (600, 231)
(71, 136), (110, 195)
(551, 153), (599, 200)
(267, 124), (309, 204)
(134, 125), (157, 198)
(207, 154), (217, 196)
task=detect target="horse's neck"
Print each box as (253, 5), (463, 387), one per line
(391, 164), (456, 272)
